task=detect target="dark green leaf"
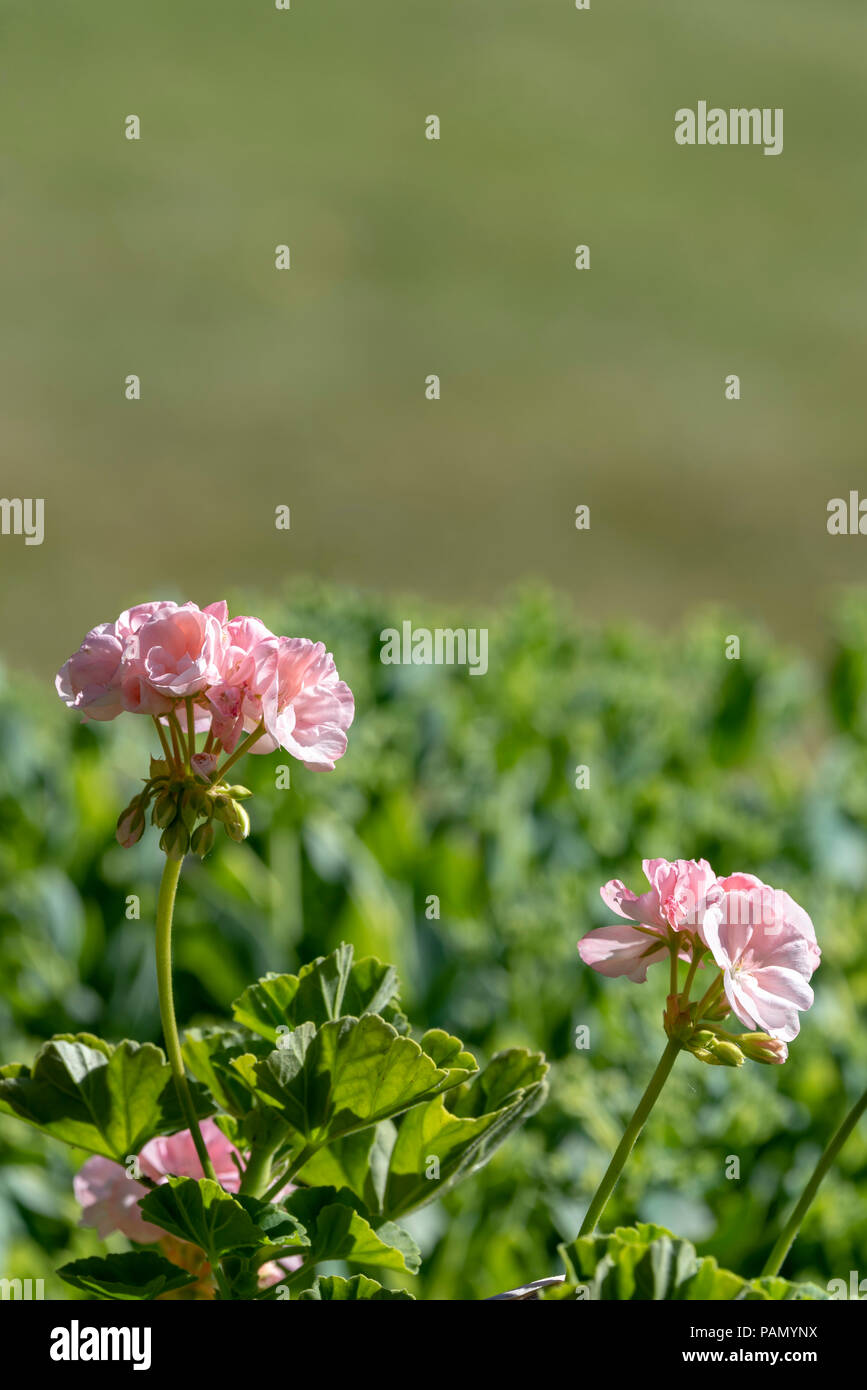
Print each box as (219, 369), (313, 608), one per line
(282, 1185), (420, 1274)
(0, 1034), (212, 1162)
(138, 1177), (273, 1258)
(57, 1251), (197, 1301)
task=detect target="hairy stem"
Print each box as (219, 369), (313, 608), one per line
(168, 711), (190, 771)
(185, 697), (197, 762)
(761, 1083), (867, 1278)
(262, 1145), (316, 1204)
(155, 854), (217, 1183)
(693, 971), (725, 1021)
(682, 946), (704, 1000)
(214, 723), (266, 781)
(239, 1143), (276, 1199)
(152, 716), (173, 764)
(578, 1037), (681, 1236)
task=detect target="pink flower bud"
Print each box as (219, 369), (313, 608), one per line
(116, 802), (145, 848)
(739, 1033), (789, 1065)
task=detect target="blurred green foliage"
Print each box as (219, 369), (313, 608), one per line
(1, 582), (866, 1299)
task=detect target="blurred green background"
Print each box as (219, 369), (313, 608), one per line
(0, 0), (866, 671)
(0, 0), (866, 1300)
(2, 584), (867, 1297)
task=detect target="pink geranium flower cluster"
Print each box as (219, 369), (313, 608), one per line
(578, 858), (820, 1046)
(56, 599), (354, 771)
(75, 1120), (300, 1294)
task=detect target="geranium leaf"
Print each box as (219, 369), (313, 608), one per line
(231, 944), (401, 1041)
(182, 1024), (269, 1117)
(56, 1251), (197, 1301)
(235, 1014), (471, 1147)
(338, 1048), (548, 1220)
(298, 1274), (414, 1301)
(0, 1034), (213, 1162)
(281, 1185), (420, 1274)
(138, 1177), (274, 1259)
(555, 1225), (831, 1301)
(743, 1276), (832, 1301)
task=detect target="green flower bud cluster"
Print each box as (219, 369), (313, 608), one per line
(684, 1029), (745, 1068)
(115, 756), (253, 859)
(663, 989), (782, 1068)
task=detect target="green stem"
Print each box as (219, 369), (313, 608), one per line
(578, 1037), (681, 1236)
(212, 1261), (232, 1300)
(214, 723), (266, 781)
(693, 971), (724, 1021)
(262, 1144), (316, 1204)
(682, 946), (704, 1000)
(167, 715), (184, 769)
(272, 1259), (317, 1295)
(152, 716), (173, 764)
(239, 1144), (276, 1199)
(155, 854), (218, 1183)
(761, 1083), (867, 1278)
(185, 697), (197, 762)
(169, 711), (190, 771)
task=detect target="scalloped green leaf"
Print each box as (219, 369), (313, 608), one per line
(293, 1122), (397, 1214)
(418, 1029), (478, 1090)
(555, 1225), (830, 1301)
(282, 1185), (420, 1274)
(298, 1274), (414, 1301)
(182, 1024), (270, 1118)
(231, 944), (402, 1042)
(742, 1276), (832, 1301)
(0, 1034), (213, 1162)
(364, 1048), (547, 1220)
(56, 1251), (197, 1301)
(138, 1177), (281, 1259)
(234, 1014), (473, 1149)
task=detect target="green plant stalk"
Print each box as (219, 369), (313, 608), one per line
(271, 1258), (318, 1296)
(262, 1144), (317, 1204)
(167, 715), (184, 768)
(211, 1257), (232, 1300)
(152, 715), (173, 763)
(761, 1083), (867, 1278)
(682, 945), (704, 998)
(168, 711), (190, 771)
(155, 853), (218, 1183)
(238, 1143), (276, 1199)
(185, 696), (197, 762)
(693, 971), (724, 1021)
(578, 1036), (681, 1235)
(215, 723), (266, 781)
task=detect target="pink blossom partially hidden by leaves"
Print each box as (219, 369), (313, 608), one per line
(74, 1120), (301, 1289)
(74, 1119), (241, 1243)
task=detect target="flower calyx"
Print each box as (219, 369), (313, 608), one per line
(116, 761), (254, 858)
